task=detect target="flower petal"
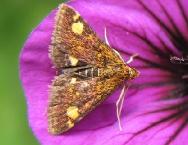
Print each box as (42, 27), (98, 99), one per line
(20, 0), (188, 145)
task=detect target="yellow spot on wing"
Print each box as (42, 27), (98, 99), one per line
(67, 120), (74, 128)
(73, 13), (80, 21)
(67, 106), (79, 120)
(71, 22), (84, 34)
(69, 55), (78, 66)
(76, 92), (80, 96)
(70, 78), (77, 84)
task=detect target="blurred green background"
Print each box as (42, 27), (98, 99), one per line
(0, 0), (66, 144)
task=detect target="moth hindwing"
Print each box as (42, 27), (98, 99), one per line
(48, 3), (138, 134)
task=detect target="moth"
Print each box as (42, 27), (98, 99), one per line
(48, 4), (139, 135)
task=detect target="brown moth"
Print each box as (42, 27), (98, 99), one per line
(48, 3), (139, 135)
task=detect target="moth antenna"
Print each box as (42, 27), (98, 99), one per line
(116, 84), (128, 131)
(104, 27), (110, 46)
(104, 27), (126, 64)
(126, 53), (139, 64)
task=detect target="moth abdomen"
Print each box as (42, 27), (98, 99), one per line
(75, 67), (99, 78)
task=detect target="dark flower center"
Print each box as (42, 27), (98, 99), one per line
(169, 55), (188, 98)
(117, 1), (188, 145)
(170, 55), (188, 85)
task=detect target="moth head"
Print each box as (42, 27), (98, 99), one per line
(127, 67), (139, 79)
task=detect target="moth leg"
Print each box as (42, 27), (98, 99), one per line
(126, 53), (139, 64)
(116, 83), (129, 131)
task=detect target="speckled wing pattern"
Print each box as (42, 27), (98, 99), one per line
(48, 4), (138, 135)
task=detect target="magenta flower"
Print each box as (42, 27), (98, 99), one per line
(20, 0), (188, 145)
